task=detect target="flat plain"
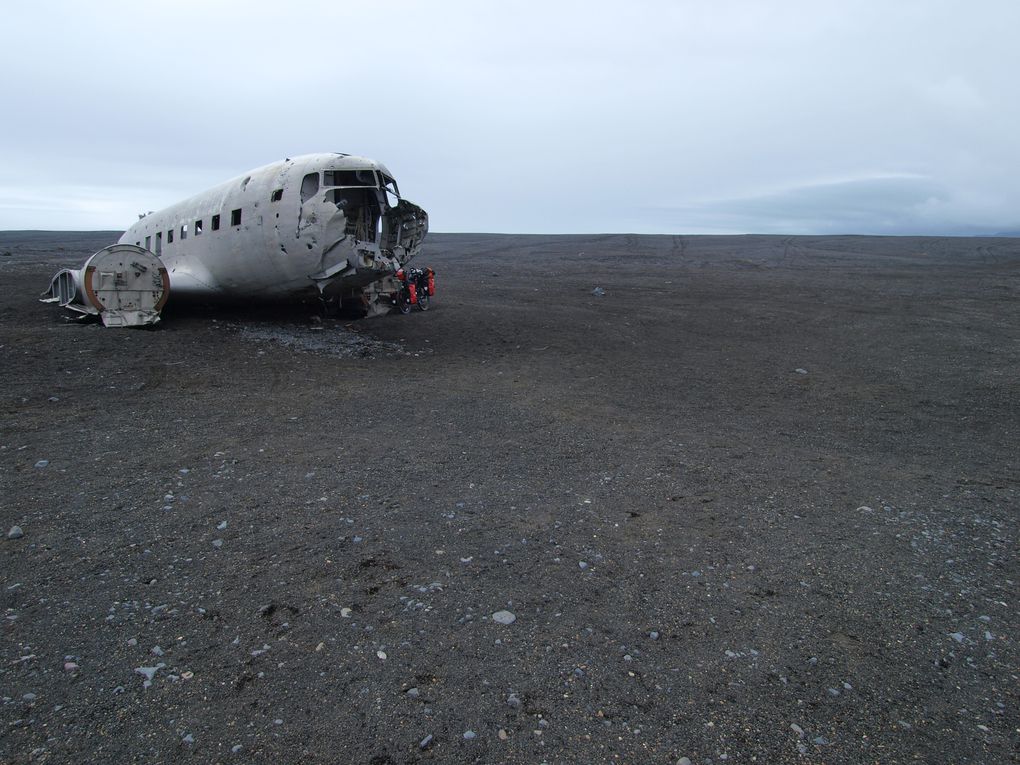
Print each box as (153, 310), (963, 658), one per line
(1, 231), (1018, 764)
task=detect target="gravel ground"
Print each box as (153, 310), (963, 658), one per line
(1, 231), (1018, 764)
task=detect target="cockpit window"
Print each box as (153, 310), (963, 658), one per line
(323, 169), (377, 187)
(381, 174), (400, 207)
(300, 172), (320, 203)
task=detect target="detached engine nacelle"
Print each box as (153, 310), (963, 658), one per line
(40, 244), (170, 327)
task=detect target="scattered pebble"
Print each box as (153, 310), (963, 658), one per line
(63, 662), (79, 672)
(406, 687), (420, 698)
(340, 608), (352, 618)
(492, 610), (516, 625)
(182, 734), (194, 744)
(591, 287), (606, 296)
(463, 730), (476, 740)
(135, 664), (165, 684)
(790, 723), (805, 738)
(794, 368), (808, 374)
(377, 650), (387, 660)
(151, 646), (164, 656)
(231, 745), (243, 753)
(649, 631), (659, 640)
(507, 693), (522, 709)
(34, 460), (49, 468)
(7, 526), (24, 540)
(949, 632), (965, 643)
(217, 521), (228, 530)
(419, 734), (434, 750)
(677, 758), (692, 765)
(212, 538), (224, 548)
(498, 728), (508, 740)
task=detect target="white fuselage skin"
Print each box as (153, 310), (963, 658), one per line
(119, 153), (427, 302)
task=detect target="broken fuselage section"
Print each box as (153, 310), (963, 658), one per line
(42, 153), (428, 324)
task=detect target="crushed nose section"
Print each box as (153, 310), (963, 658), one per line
(382, 200), (429, 264)
(41, 244), (169, 327)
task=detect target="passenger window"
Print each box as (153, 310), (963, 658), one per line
(231, 208), (242, 226)
(211, 214), (220, 231)
(271, 189), (283, 202)
(168, 229), (174, 243)
(145, 235), (151, 250)
(181, 223), (188, 240)
(155, 231), (162, 256)
(195, 219), (203, 235)
(300, 173), (319, 203)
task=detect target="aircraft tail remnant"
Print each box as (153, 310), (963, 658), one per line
(40, 244), (169, 327)
(41, 153), (429, 325)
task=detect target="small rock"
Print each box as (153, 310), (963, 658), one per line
(34, 460), (49, 468)
(949, 631), (965, 643)
(340, 607), (352, 618)
(63, 662), (79, 672)
(813, 736), (830, 745)
(649, 631), (659, 640)
(212, 538), (224, 548)
(790, 723), (805, 738)
(182, 734), (194, 744)
(376, 650), (387, 660)
(591, 287), (605, 297)
(492, 610), (516, 625)
(217, 521), (228, 530)
(22, 693), (37, 701)
(794, 368), (808, 375)
(463, 730), (476, 740)
(274, 719), (283, 725)
(406, 687), (420, 698)
(127, 638), (137, 646)
(7, 526), (24, 540)
(678, 758), (692, 765)
(315, 642), (325, 652)
(419, 734), (434, 750)
(135, 664), (165, 682)
(507, 693), (522, 709)
(231, 745), (243, 753)
(578, 561), (589, 570)
(498, 728), (508, 740)
(151, 646), (164, 656)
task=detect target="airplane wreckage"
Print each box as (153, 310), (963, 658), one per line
(41, 153), (430, 326)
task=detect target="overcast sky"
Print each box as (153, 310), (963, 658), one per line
(2, 0), (1018, 235)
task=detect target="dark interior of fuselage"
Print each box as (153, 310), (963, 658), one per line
(327, 187), (380, 242)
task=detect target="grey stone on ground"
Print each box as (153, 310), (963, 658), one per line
(8, 525), (24, 539)
(492, 610), (516, 625)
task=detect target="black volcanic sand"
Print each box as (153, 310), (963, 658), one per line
(1, 231), (1018, 764)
